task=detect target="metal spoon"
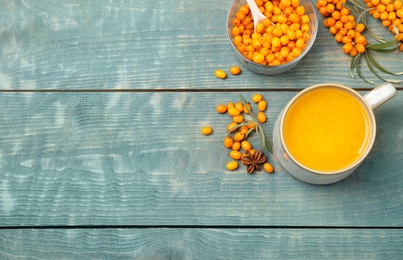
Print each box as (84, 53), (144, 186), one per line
(245, 0), (267, 32)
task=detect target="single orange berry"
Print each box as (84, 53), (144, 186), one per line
(235, 102), (244, 112)
(263, 162), (274, 173)
(241, 141), (252, 151)
(258, 100), (267, 111)
(216, 104), (227, 114)
(252, 94), (263, 103)
(229, 66), (241, 75)
(230, 150), (242, 160)
(257, 111), (267, 123)
(214, 69), (227, 79)
(234, 132), (245, 142)
(228, 107), (241, 116)
(240, 125), (249, 134)
(226, 161), (239, 171)
(233, 115), (244, 123)
(232, 141), (241, 151)
(224, 136), (234, 148)
(201, 126), (213, 135)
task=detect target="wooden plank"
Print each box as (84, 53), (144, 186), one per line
(0, 228), (402, 259)
(0, 91), (401, 227)
(1, 0), (402, 90)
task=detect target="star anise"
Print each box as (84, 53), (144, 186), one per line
(241, 150), (267, 174)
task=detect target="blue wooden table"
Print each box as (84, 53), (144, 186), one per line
(1, 0), (402, 259)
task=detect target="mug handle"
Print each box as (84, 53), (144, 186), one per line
(364, 82), (397, 109)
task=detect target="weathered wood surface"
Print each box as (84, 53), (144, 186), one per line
(1, 0), (403, 258)
(1, 228), (402, 259)
(0, 92), (401, 227)
(1, 0), (402, 91)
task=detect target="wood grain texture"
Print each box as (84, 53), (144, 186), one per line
(0, 91), (402, 227)
(0, 228), (402, 259)
(1, 0), (402, 90)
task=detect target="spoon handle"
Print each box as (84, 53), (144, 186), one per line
(245, 0), (267, 31)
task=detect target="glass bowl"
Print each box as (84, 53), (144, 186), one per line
(226, 0), (318, 75)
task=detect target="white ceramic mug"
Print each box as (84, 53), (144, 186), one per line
(273, 83), (396, 185)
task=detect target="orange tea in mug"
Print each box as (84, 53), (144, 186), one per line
(282, 86), (371, 172)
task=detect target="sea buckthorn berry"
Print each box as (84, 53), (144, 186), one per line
(340, 8), (350, 16)
(236, 12), (246, 21)
(232, 141), (241, 151)
(329, 25), (338, 34)
(201, 126), (213, 135)
(347, 29), (356, 38)
(257, 111), (267, 123)
(296, 5), (305, 16)
(216, 104), (227, 114)
(253, 52), (265, 63)
(292, 0), (300, 8)
(332, 10), (341, 20)
(317, 0), (327, 7)
(356, 23), (365, 32)
(350, 46), (358, 56)
(227, 102), (235, 110)
(252, 94), (263, 103)
(232, 27), (241, 37)
(356, 43), (366, 53)
(258, 100), (267, 111)
(324, 17), (336, 27)
(228, 107), (241, 116)
(230, 150), (242, 160)
(326, 3), (335, 13)
(240, 5), (249, 14)
(301, 15), (310, 24)
(226, 161), (239, 171)
(394, 0), (403, 10)
(214, 69), (227, 79)
(234, 132), (245, 142)
(354, 35), (367, 44)
(224, 136), (234, 148)
(296, 38), (305, 48)
(230, 66), (242, 75)
(263, 162), (274, 173)
(233, 115), (244, 123)
(386, 4), (394, 12)
(240, 125), (249, 134)
(235, 102), (244, 112)
(343, 42), (353, 54)
(228, 122), (238, 132)
(342, 36), (352, 43)
(241, 141), (252, 151)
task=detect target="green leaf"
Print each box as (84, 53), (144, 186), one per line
(349, 54), (361, 78)
(356, 56), (374, 84)
(369, 47), (398, 53)
(366, 51), (403, 76)
(367, 39), (399, 50)
(364, 52), (402, 83)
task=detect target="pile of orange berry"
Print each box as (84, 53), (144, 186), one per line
(317, 0), (369, 56)
(215, 94), (274, 174)
(364, 0), (403, 51)
(231, 0), (311, 66)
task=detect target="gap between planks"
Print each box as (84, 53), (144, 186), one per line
(1, 225), (402, 230)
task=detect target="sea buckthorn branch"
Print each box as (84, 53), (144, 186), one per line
(239, 94), (273, 155)
(317, 0), (403, 83)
